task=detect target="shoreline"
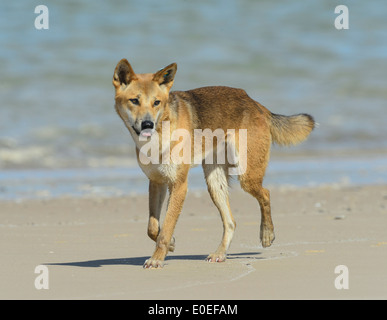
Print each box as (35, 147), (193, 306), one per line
(1, 153), (387, 201)
(1, 184), (386, 299)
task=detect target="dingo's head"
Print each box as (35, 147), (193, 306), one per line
(113, 59), (177, 139)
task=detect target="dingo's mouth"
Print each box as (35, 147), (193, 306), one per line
(132, 126), (154, 138)
(140, 128), (154, 138)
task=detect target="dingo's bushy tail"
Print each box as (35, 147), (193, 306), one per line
(269, 113), (315, 146)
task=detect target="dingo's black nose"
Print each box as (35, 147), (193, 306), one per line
(141, 120), (154, 130)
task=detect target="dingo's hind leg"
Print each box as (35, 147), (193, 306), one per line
(239, 141), (275, 248)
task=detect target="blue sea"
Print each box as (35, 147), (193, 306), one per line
(1, 1), (386, 200)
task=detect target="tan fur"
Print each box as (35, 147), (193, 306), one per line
(113, 59), (315, 268)
(269, 113), (315, 146)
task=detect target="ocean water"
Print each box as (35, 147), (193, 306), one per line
(1, 1), (387, 199)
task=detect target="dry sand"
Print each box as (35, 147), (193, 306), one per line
(1, 184), (387, 300)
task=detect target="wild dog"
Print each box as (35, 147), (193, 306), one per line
(113, 59), (315, 268)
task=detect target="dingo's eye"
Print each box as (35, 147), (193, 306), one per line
(154, 100), (161, 107)
(129, 98), (139, 105)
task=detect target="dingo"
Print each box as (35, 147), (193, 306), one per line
(113, 59), (315, 268)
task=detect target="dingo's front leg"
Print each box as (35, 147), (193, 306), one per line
(147, 182), (165, 239)
(147, 181), (176, 252)
(144, 177), (188, 269)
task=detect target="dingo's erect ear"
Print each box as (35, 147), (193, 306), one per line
(153, 63), (177, 89)
(113, 59), (137, 88)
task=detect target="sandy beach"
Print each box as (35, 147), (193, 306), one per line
(1, 184), (386, 300)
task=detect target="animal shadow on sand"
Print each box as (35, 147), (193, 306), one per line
(45, 252), (262, 268)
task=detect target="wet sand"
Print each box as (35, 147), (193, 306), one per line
(1, 184), (387, 299)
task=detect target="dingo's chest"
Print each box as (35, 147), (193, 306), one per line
(138, 160), (179, 184)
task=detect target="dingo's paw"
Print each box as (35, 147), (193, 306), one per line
(143, 258), (164, 269)
(168, 236), (175, 252)
(260, 226), (275, 248)
(206, 253), (226, 263)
